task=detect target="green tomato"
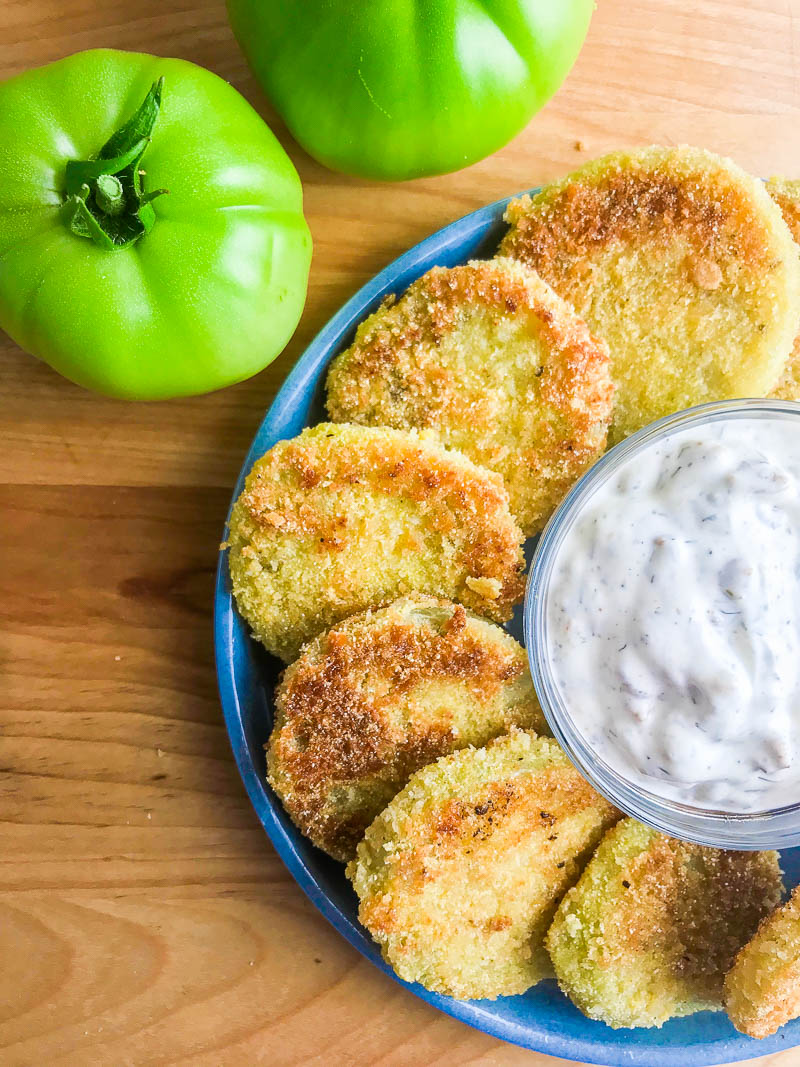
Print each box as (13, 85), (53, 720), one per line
(227, 0), (594, 182)
(0, 49), (311, 399)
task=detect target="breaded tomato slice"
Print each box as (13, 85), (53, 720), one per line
(268, 594), (547, 861)
(725, 884), (800, 1039)
(226, 423), (525, 661)
(768, 178), (800, 403)
(326, 258), (613, 536)
(347, 730), (619, 999)
(546, 819), (783, 1029)
(499, 146), (800, 444)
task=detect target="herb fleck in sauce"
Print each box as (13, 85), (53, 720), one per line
(546, 419), (800, 813)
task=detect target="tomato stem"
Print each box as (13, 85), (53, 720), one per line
(62, 79), (167, 251)
(95, 174), (125, 216)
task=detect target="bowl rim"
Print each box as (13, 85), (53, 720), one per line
(214, 196), (800, 1065)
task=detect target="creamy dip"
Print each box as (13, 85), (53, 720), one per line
(545, 416), (800, 814)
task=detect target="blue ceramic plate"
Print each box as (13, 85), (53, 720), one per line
(214, 193), (800, 1066)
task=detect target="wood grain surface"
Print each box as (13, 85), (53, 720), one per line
(3, 2), (800, 1064)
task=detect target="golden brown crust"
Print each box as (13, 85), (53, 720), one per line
(365, 764), (606, 939)
(611, 837), (781, 997)
(740, 966), (800, 1039)
(499, 146), (800, 443)
(725, 883), (800, 1038)
(768, 180), (800, 241)
(547, 818), (783, 1029)
(238, 428), (518, 582)
(502, 163), (774, 276)
(415, 763), (607, 860)
(348, 730), (620, 999)
(268, 595), (544, 861)
(227, 424), (526, 660)
(327, 258), (613, 535)
(768, 178), (800, 402)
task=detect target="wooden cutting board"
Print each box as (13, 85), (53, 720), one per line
(2, 1), (799, 1063)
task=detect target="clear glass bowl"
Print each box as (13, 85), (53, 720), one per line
(525, 398), (800, 850)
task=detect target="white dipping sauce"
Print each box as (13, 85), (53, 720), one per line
(546, 416), (800, 813)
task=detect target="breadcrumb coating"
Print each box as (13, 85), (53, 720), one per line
(767, 178), (800, 403)
(347, 729), (619, 999)
(268, 594), (546, 861)
(326, 258), (613, 536)
(725, 883), (800, 1038)
(546, 818), (783, 1029)
(499, 145), (800, 444)
(226, 423), (525, 661)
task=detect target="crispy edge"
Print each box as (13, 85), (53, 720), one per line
(267, 595), (542, 860)
(768, 177), (800, 402)
(348, 730), (620, 998)
(725, 883), (800, 1039)
(227, 423), (526, 658)
(500, 145), (788, 276)
(326, 258), (613, 535)
(547, 819), (783, 1028)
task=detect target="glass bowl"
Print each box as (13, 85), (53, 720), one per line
(525, 398), (800, 851)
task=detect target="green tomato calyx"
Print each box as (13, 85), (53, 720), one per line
(63, 79), (169, 251)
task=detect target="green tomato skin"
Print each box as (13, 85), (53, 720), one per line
(226, 0), (594, 182)
(0, 49), (312, 399)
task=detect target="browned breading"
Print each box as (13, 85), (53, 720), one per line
(607, 838), (779, 989)
(769, 181), (800, 238)
(326, 257), (613, 536)
(503, 166), (776, 277)
(767, 178), (800, 402)
(267, 594), (546, 861)
(347, 730), (620, 999)
(499, 146), (800, 444)
(725, 883), (800, 1039)
(546, 818), (784, 1029)
(227, 423), (525, 661)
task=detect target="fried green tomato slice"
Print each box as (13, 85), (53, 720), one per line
(267, 595), (547, 862)
(499, 146), (800, 445)
(768, 178), (800, 402)
(725, 884), (800, 1039)
(347, 730), (619, 999)
(326, 258), (613, 536)
(546, 819), (783, 1029)
(226, 423), (525, 662)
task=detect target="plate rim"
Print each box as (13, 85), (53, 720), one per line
(213, 193), (798, 1066)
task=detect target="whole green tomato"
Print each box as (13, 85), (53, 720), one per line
(227, 0), (594, 181)
(0, 49), (311, 399)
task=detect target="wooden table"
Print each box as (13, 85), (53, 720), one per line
(3, 1), (800, 1064)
